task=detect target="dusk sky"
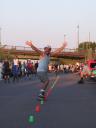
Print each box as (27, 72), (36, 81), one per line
(1, 0), (96, 48)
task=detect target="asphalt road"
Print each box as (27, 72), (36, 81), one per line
(0, 73), (96, 128)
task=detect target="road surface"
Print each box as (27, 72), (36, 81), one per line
(0, 73), (96, 128)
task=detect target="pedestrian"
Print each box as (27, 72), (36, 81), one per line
(78, 62), (91, 83)
(26, 41), (67, 100)
(12, 56), (19, 82)
(34, 61), (38, 73)
(2, 58), (10, 83)
(0, 60), (3, 80)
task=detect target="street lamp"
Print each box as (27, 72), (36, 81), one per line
(0, 27), (1, 45)
(88, 32), (90, 49)
(64, 34), (66, 42)
(77, 25), (79, 50)
(89, 32), (90, 42)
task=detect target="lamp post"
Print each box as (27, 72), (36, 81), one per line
(88, 32), (90, 49)
(77, 25), (79, 51)
(63, 34), (66, 52)
(64, 34), (66, 42)
(0, 27), (1, 45)
(89, 32), (90, 42)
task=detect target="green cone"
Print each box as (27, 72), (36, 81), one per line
(41, 99), (44, 105)
(28, 115), (35, 124)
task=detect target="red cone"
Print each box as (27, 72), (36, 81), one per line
(35, 104), (40, 112)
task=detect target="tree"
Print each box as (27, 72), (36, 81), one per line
(78, 41), (96, 60)
(78, 41), (96, 51)
(0, 45), (6, 60)
(0, 45), (13, 60)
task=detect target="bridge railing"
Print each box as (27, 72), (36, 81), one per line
(1, 45), (78, 53)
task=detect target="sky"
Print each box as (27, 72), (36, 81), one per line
(1, 0), (96, 48)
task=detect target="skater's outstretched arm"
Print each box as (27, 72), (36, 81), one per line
(25, 41), (43, 55)
(51, 42), (67, 56)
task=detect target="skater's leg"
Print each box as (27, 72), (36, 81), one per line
(43, 79), (49, 91)
(78, 70), (88, 83)
(37, 72), (49, 98)
(78, 71), (84, 83)
(38, 80), (49, 98)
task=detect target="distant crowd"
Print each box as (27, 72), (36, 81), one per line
(0, 56), (38, 83)
(0, 56), (81, 83)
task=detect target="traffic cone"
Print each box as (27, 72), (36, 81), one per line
(41, 99), (44, 104)
(35, 104), (40, 112)
(28, 115), (35, 124)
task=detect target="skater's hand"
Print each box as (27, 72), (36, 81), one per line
(25, 40), (43, 54)
(25, 41), (32, 47)
(51, 41), (67, 56)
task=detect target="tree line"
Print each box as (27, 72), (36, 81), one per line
(78, 41), (96, 52)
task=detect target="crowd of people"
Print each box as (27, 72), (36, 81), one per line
(0, 56), (39, 83)
(0, 57), (81, 83)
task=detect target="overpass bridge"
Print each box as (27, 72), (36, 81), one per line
(0, 45), (85, 59)
(1, 45), (92, 64)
